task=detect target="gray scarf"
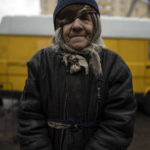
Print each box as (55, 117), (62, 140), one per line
(53, 14), (104, 78)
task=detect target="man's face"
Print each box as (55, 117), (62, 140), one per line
(62, 10), (93, 50)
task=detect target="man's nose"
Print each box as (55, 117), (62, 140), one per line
(72, 18), (83, 30)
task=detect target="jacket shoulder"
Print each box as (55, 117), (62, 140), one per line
(102, 48), (132, 84)
(102, 48), (124, 62)
(26, 46), (59, 77)
(102, 48), (130, 71)
(28, 46), (58, 63)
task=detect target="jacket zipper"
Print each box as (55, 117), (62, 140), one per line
(59, 72), (68, 150)
(95, 86), (101, 120)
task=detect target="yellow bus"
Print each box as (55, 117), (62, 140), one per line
(0, 15), (150, 114)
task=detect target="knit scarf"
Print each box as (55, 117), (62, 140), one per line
(53, 14), (104, 78)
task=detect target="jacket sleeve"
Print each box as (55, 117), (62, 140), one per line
(85, 52), (137, 150)
(18, 52), (53, 150)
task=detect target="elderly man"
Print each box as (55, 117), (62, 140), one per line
(18, 0), (137, 150)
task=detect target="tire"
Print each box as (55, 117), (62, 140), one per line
(142, 92), (150, 116)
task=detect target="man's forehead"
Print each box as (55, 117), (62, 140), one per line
(57, 4), (96, 19)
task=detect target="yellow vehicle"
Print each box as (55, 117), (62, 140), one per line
(0, 15), (150, 114)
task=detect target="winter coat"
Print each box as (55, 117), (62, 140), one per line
(18, 46), (137, 150)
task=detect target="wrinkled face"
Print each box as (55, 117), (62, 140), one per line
(63, 13), (93, 50)
(56, 5), (94, 50)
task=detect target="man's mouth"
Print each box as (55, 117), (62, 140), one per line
(70, 35), (85, 38)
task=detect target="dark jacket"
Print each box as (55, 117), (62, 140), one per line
(18, 46), (137, 150)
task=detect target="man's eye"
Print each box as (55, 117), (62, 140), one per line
(66, 17), (75, 23)
(62, 18), (74, 25)
(80, 15), (89, 21)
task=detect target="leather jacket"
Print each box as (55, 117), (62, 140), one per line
(18, 46), (137, 150)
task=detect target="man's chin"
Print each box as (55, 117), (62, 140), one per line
(70, 44), (86, 50)
(69, 41), (89, 50)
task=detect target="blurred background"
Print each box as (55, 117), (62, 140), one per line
(1, 0), (150, 22)
(0, 0), (150, 150)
